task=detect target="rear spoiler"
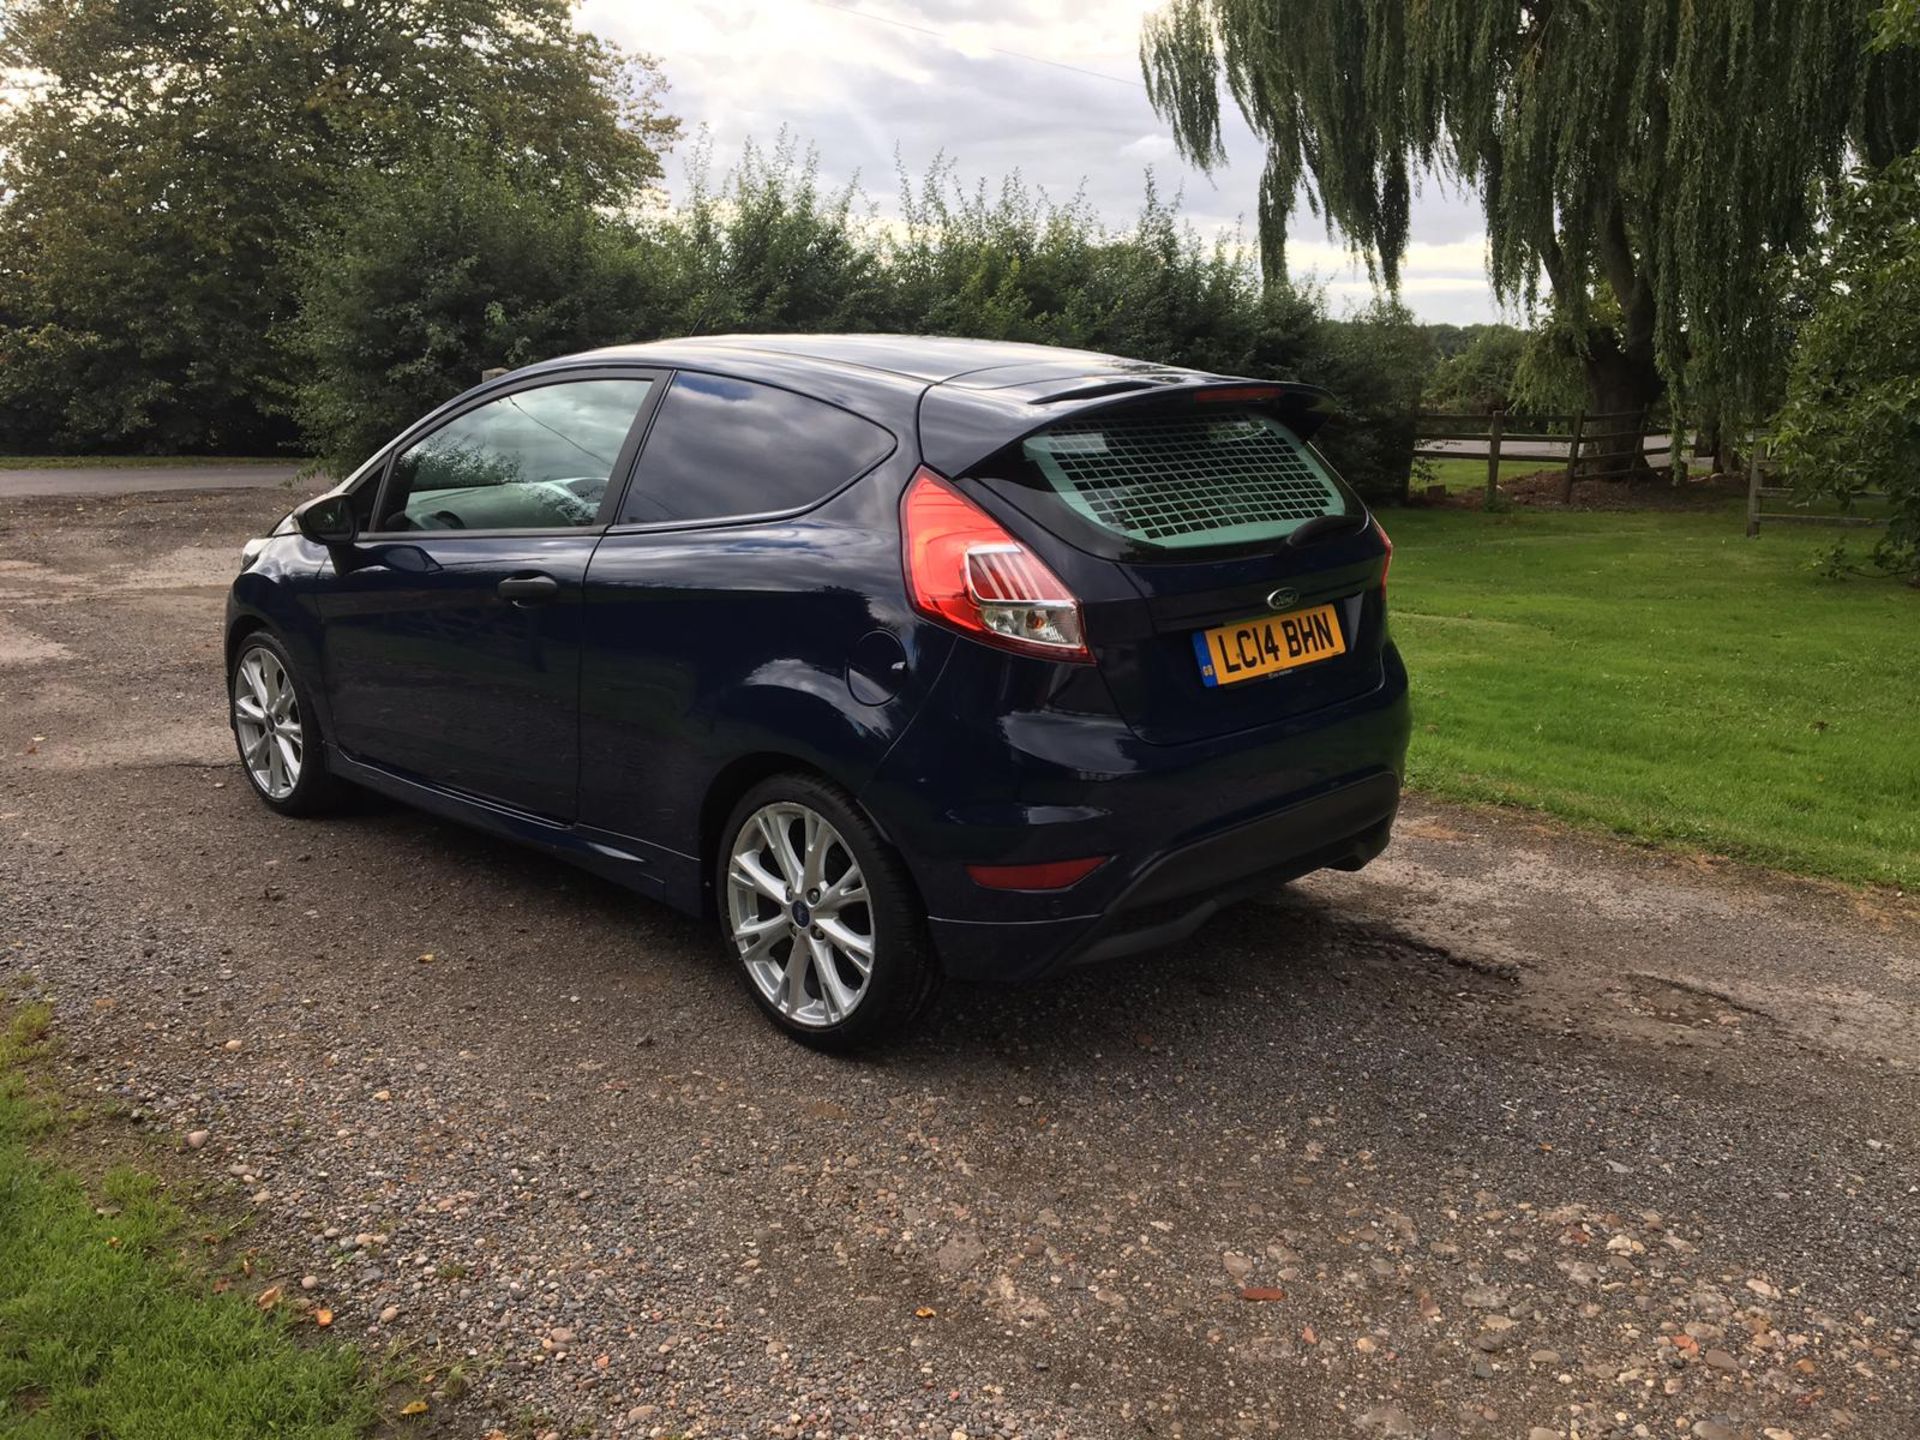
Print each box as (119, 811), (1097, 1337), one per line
(917, 372), (1339, 479)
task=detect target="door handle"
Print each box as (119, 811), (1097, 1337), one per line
(498, 573), (561, 604)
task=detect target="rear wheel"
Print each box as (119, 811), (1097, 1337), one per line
(229, 631), (338, 816)
(719, 775), (938, 1049)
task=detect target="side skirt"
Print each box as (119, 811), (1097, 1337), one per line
(324, 745), (704, 914)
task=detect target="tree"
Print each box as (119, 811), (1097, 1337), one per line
(286, 135), (1426, 502)
(291, 148), (672, 466)
(0, 0), (676, 453)
(1140, 0), (1920, 461)
(1775, 7), (1920, 580)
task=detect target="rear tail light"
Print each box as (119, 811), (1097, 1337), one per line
(966, 856), (1110, 891)
(1375, 518), (1393, 601)
(902, 466), (1090, 662)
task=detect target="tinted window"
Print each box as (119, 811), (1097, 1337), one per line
(973, 404), (1358, 562)
(620, 373), (894, 524)
(377, 378), (653, 532)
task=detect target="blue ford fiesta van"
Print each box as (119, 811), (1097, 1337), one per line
(227, 335), (1409, 1047)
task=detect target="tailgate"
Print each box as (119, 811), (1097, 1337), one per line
(1090, 534), (1389, 745)
(944, 388), (1390, 746)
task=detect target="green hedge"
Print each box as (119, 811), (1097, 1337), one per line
(291, 144), (1426, 502)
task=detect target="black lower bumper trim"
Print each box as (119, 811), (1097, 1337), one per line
(1061, 772), (1400, 968)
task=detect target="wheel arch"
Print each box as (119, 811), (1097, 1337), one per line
(698, 751), (913, 918)
(700, 753), (832, 912)
(224, 611), (273, 673)
(223, 604), (339, 745)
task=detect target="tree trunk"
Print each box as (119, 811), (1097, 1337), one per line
(1580, 197), (1665, 479)
(1580, 329), (1663, 479)
(1698, 418), (1733, 476)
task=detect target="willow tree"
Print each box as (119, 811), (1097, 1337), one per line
(1141, 0), (1920, 455)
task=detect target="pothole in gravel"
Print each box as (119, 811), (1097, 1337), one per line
(11, 678), (227, 771)
(0, 618), (71, 666)
(36, 724), (229, 771)
(0, 557), (82, 602)
(1616, 972), (1758, 1031)
(109, 544), (241, 592)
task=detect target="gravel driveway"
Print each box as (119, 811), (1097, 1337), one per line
(3, 488), (1916, 1440)
(0, 460), (307, 499)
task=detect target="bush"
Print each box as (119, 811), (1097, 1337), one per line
(292, 149), (668, 465)
(288, 144), (1427, 501)
(1421, 326), (1527, 414)
(653, 134), (893, 337)
(1312, 301), (1428, 504)
(1774, 151), (1920, 580)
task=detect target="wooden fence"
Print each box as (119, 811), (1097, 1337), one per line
(1414, 412), (1893, 535)
(1413, 409), (1689, 507)
(1744, 439), (1891, 537)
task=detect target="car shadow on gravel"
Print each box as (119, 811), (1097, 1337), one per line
(305, 785), (1505, 1068)
(909, 889), (1515, 1071)
(309, 784), (722, 935)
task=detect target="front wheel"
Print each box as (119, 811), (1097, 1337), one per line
(719, 775), (939, 1049)
(229, 631), (339, 816)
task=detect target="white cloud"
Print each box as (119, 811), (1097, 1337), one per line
(1295, 234), (1492, 278)
(1120, 133), (1177, 161)
(585, 0), (1501, 323)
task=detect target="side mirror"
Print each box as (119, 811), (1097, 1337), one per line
(293, 493), (359, 547)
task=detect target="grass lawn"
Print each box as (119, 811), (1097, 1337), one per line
(1386, 504), (1920, 889)
(0, 455), (304, 470)
(1416, 456), (1561, 493)
(0, 1003), (378, 1438)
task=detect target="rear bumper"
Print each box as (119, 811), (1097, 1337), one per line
(927, 772), (1398, 980)
(861, 638), (1411, 983)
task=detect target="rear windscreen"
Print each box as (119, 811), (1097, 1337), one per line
(972, 406), (1355, 560)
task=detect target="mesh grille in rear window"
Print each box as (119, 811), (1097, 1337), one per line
(1021, 412), (1343, 548)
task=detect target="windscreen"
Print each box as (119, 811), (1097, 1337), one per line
(979, 406), (1356, 560)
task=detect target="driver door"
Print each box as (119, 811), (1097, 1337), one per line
(318, 370), (662, 819)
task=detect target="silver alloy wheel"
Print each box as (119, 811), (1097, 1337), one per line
(726, 801), (874, 1028)
(232, 644), (303, 801)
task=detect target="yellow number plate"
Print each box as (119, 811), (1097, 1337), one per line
(1193, 603), (1346, 688)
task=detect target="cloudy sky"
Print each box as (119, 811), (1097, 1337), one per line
(578, 0), (1508, 325)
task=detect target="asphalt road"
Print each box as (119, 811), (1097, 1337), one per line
(2, 487), (1915, 1440)
(1418, 437), (1691, 467)
(0, 460), (306, 498)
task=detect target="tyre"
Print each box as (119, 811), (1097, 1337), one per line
(228, 630), (339, 816)
(719, 774), (939, 1049)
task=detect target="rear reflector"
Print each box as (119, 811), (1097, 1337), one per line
(1194, 385), (1285, 403)
(1375, 517), (1393, 600)
(965, 856), (1110, 891)
(902, 466), (1089, 662)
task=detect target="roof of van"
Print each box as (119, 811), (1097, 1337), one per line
(583, 333), (1164, 385)
(553, 333), (1337, 475)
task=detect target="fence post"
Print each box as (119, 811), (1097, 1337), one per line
(1562, 408), (1585, 504)
(1745, 433), (1763, 538)
(481, 367), (508, 382)
(1485, 409), (1504, 510)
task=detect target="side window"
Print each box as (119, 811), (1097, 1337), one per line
(620, 373), (894, 524)
(376, 378), (654, 532)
